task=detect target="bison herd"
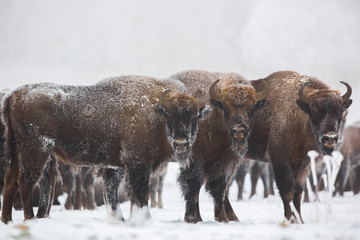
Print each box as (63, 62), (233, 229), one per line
(0, 70), (355, 225)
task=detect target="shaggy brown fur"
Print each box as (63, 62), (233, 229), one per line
(171, 70), (269, 223)
(247, 71), (352, 223)
(0, 75), (208, 223)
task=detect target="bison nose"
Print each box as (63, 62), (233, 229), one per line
(321, 133), (338, 148)
(173, 139), (190, 154)
(232, 125), (247, 140)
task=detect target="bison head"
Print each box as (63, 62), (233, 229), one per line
(209, 79), (269, 155)
(297, 81), (352, 155)
(154, 90), (210, 167)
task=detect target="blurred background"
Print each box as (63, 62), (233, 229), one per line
(0, 0), (359, 123)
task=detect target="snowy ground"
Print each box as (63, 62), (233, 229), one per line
(1, 162), (360, 240)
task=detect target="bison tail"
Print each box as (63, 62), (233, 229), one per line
(1, 93), (17, 166)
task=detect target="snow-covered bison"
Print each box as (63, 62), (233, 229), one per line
(246, 71), (352, 223)
(1, 75), (209, 223)
(171, 70), (269, 223)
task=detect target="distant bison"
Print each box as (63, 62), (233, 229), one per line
(171, 70), (269, 222)
(335, 121), (360, 195)
(246, 71), (352, 223)
(1, 75), (209, 223)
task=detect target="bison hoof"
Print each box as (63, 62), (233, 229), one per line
(215, 216), (229, 223)
(185, 214), (201, 223)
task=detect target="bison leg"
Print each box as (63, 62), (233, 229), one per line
(60, 165), (75, 210)
(0, 165), (6, 210)
(83, 167), (96, 210)
(224, 195), (239, 222)
(178, 162), (203, 223)
(157, 173), (165, 209)
(293, 183), (304, 223)
(235, 164), (247, 200)
(250, 164), (259, 198)
(206, 176), (229, 223)
(149, 176), (158, 208)
(1, 162), (19, 223)
(260, 165), (271, 198)
(37, 156), (57, 218)
(73, 172), (83, 210)
(103, 168), (125, 221)
(19, 165), (45, 221)
(128, 164), (151, 220)
(273, 164), (294, 222)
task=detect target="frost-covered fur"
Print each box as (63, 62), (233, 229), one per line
(246, 71), (352, 223)
(0, 75), (206, 223)
(170, 70), (268, 223)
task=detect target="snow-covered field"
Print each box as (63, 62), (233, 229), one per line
(1, 162), (359, 240)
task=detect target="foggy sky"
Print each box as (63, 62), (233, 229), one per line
(0, 0), (359, 122)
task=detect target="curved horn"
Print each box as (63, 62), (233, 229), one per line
(298, 81), (312, 105)
(160, 89), (171, 105)
(254, 80), (269, 102)
(340, 81), (352, 103)
(209, 79), (223, 102)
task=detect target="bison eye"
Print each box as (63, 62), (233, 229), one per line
(247, 104), (255, 113)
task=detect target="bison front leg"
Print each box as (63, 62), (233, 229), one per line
(103, 168), (125, 221)
(178, 163), (203, 223)
(206, 176), (229, 223)
(128, 164), (151, 221)
(273, 163), (297, 223)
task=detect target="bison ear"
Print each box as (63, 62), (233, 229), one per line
(255, 99), (269, 110)
(210, 99), (223, 110)
(198, 105), (211, 119)
(343, 99), (352, 110)
(296, 99), (310, 113)
(153, 104), (168, 117)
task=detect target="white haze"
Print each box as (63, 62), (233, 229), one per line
(0, 0), (359, 123)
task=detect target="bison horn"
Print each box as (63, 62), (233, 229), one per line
(340, 81), (352, 103)
(160, 89), (171, 105)
(298, 81), (312, 105)
(209, 79), (223, 102)
(254, 79), (269, 102)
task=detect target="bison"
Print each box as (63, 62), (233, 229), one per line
(171, 70), (269, 223)
(335, 121), (360, 196)
(246, 71), (352, 223)
(234, 160), (274, 200)
(1, 75), (209, 223)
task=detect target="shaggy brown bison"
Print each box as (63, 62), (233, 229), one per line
(234, 160), (274, 200)
(59, 164), (96, 210)
(1, 75), (209, 223)
(335, 121), (360, 195)
(171, 70), (269, 223)
(246, 71), (352, 223)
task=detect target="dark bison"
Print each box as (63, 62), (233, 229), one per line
(246, 71), (352, 223)
(59, 164), (96, 210)
(1, 75), (209, 223)
(335, 121), (360, 195)
(234, 160), (274, 200)
(171, 70), (269, 223)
